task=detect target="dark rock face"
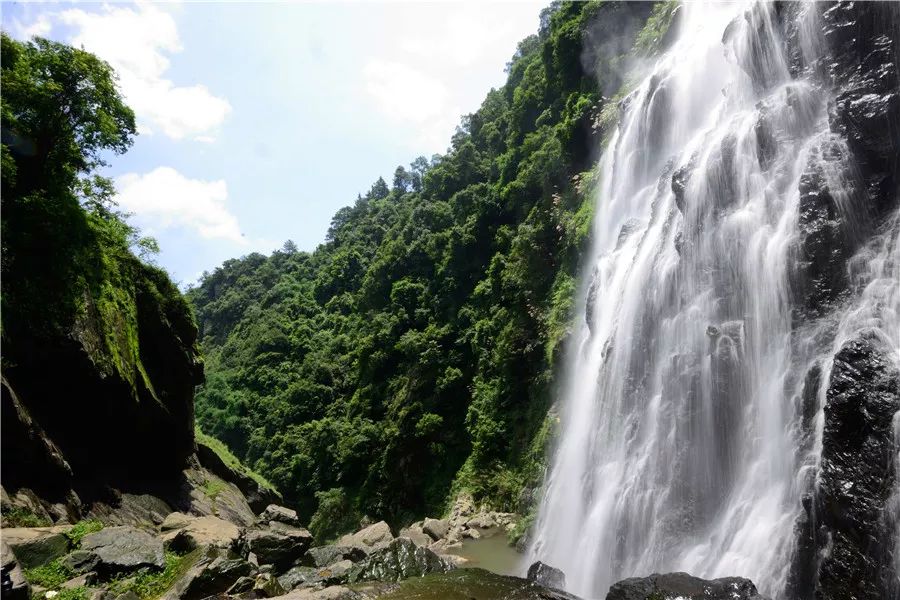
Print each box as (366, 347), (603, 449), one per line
(605, 572), (767, 600)
(170, 555), (254, 600)
(1, 264), (204, 503)
(813, 335), (900, 599)
(80, 526), (165, 575)
(304, 545), (367, 569)
(527, 561), (566, 590)
(1, 541), (30, 600)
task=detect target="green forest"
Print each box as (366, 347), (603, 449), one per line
(187, 1), (676, 539)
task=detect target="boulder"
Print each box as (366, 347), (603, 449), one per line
(3, 527), (71, 569)
(465, 514), (496, 530)
(160, 513), (193, 532)
(252, 572), (287, 597)
(160, 515), (241, 552)
(80, 527), (165, 575)
(421, 518), (449, 541)
(396, 524), (432, 548)
(526, 561), (565, 590)
(277, 566), (322, 591)
(303, 545), (366, 568)
(163, 553), (254, 600)
(606, 572), (767, 600)
(335, 521), (393, 552)
(195, 441), (283, 515)
(270, 587), (361, 600)
(1, 540), (30, 600)
(59, 551), (100, 574)
(244, 522), (314, 570)
(346, 538), (455, 583)
(260, 505), (300, 527)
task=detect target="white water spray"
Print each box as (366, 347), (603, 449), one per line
(528, 2), (900, 598)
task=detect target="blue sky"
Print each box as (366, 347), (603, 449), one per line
(3, 1), (544, 286)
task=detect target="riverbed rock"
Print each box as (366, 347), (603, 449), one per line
(160, 513), (194, 532)
(396, 523), (432, 548)
(336, 521), (393, 553)
(303, 545), (366, 568)
(347, 538), (454, 583)
(80, 527), (165, 575)
(160, 515), (241, 552)
(59, 550), (100, 574)
(163, 553), (254, 600)
(244, 522), (314, 570)
(260, 505), (300, 527)
(2, 540), (30, 600)
(3, 526), (70, 569)
(606, 572), (767, 600)
(421, 518), (449, 541)
(526, 561), (566, 590)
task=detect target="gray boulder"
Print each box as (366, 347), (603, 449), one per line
(606, 572), (768, 600)
(277, 566), (322, 591)
(163, 553), (254, 600)
(303, 545), (366, 568)
(347, 537), (454, 583)
(336, 521), (393, 552)
(397, 523), (432, 548)
(422, 518), (449, 541)
(3, 527), (70, 569)
(80, 527), (165, 575)
(1, 540), (30, 600)
(244, 522), (313, 569)
(526, 561), (565, 590)
(160, 515), (241, 552)
(59, 550), (100, 574)
(260, 505), (300, 527)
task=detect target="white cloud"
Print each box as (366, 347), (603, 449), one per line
(22, 3), (231, 141)
(9, 14), (52, 39)
(361, 2), (542, 152)
(115, 167), (245, 244)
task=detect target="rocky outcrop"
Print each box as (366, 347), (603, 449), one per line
(335, 521), (393, 553)
(2, 526), (71, 569)
(243, 521), (314, 570)
(527, 561), (566, 590)
(346, 538), (454, 584)
(160, 515), (241, 552)
(195, 444), (282, 515)
(605, 572), (768, 600)
(812, 335), (900, 599)
(2, 541), (31, 600)
(80, 526), (165, 575)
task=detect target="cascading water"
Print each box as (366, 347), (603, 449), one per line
(527, 2), (900, 598)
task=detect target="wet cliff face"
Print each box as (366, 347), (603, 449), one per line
(1, 256), (204, 502)
(788, 2), (900, 599)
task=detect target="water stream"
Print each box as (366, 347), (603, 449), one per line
(527, 2), (900, 598)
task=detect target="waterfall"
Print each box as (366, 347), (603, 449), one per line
(527, 2), (900, 598)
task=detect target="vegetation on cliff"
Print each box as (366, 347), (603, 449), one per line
(187, 1), (660, 526)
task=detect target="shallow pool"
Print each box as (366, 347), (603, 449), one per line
(444, 528), (524, 576)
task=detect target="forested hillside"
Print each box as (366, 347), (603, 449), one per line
(188, 1), (675, 537)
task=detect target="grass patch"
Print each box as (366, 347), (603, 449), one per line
(24, 559), (75, 589)
(3, 507), (53, 528)
(107, 550), (201, 600)
(51, 588), (89, 600)
(64, 520), (104, 546)
(195, 427), (277, 493)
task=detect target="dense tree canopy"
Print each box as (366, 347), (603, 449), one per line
(188, 1), (665, 539)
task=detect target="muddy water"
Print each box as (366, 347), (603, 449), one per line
(355, 569), (572, 600)
(444, 528), (523, 576)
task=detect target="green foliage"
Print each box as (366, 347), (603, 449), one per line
(195, 427), (277, 492)
(64, 519), (104, 546)
(188, 1), (657, 529)
(107, 550), (200, 600)
(1, 32), (189, 401)
(308, 488), (362, 543)
(24, 559), (74, 589)
(633, 1), (680, 56)
(49, 588), (88, 600)
(2, 507), (52, 527)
